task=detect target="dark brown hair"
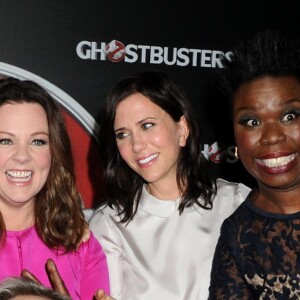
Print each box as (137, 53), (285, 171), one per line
(98, 71), (216, 223)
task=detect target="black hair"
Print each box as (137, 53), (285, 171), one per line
(98, 70), (216, 223)
(220, 29), (300, 102)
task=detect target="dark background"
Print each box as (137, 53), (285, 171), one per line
(1, 0), (299, 204)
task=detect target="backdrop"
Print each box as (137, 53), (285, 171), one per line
(0, 0), (299, 207)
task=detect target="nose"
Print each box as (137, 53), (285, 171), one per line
(260, 122), (287, 145)
(12, 144), (32, 163)
(131, 132), (147, 153)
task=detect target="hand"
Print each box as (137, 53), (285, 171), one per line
(21, 268), (42, 285)
(45, 258), (70, 295)
(95, 289), (116, 300)
(22, 259), (114, 299)
(21, 258), (70, 296)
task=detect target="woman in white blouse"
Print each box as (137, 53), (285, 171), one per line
(89, 71), (250, 300)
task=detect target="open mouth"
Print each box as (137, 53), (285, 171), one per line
(256, 153), (297, 168)
(138, 153), (159, 165)
(6, 170), (33, 183)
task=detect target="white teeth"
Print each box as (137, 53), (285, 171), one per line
(6, 170), (32, 182)
(257, 154), (297, 168)
(138, 154), (158, 164)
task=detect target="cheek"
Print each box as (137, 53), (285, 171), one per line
(116, 143), (131, 163)
(0, 152), (10, 166)
(153, 129), (181, 148)
(38, 150), (52, 171)
(234, 130), (258, 159)
(289, 126), (300, 141)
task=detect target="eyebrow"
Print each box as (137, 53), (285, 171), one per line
(0, 131), (49, 136)
(31, 131), (49, 136)
(284, 98), (300, 105)
(114, 117), (157, 132)
(136, 117), (157, 125)
(236, 97), (300, 113)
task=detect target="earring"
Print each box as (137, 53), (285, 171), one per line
(234, 146), (239, 159)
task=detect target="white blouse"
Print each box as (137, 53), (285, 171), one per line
(89, 178), (250, 300)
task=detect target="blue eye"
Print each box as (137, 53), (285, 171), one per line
(0, 138), (12, 145)
(142, 122), (154, 129)
(32, 139), (47, 146)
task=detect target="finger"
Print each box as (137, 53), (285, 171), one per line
(95, 290), (115, 300)
(95, 290), (107, 300)
(46, 258), (70, 296)
(21, 269), (42, 285)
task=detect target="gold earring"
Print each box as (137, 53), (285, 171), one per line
(234, 146), (239, 159)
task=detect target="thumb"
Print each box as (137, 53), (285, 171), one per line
(95, 289), (116, 300)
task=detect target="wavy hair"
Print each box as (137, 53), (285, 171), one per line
(98, 71), (216, 223)
(0, 78), (85, 252)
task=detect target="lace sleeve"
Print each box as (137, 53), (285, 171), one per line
(208, 221), (253, 300)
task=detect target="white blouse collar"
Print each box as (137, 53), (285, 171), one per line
(139, 185), (197, 217)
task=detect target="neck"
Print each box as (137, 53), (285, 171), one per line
(146, 182), (182, 200)
(1, 203), (35, 231)
(253, 184), (300, 214)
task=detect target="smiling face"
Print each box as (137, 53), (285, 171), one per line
(0, 102), (51, 211)
(233, 76), (300, 191)
(114, 93), (189, 197)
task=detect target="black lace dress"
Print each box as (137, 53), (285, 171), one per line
(209, 191), (300, 300)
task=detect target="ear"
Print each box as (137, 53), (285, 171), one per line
(178, 115), (189, 147)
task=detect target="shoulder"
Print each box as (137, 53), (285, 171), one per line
(219, 204), (253, 246)
(215, 178), (251, 203)
(207, 178), (250, 218)
(77, 231), (105, 254)
(89, 205), (124, 242)
(219, 188), (254, 235)
(89, 205), (120, 228)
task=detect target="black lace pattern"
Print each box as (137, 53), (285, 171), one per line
(209, 193), (300, 300)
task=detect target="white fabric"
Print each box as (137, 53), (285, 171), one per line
(89, 178), (250, 300)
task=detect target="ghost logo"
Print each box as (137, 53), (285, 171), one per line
(208, 142), (226, 163)
(105, 40), (126, 62)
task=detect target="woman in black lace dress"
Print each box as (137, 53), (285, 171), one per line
(209, 30), (300, 299)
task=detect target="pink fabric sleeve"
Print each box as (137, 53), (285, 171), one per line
(80, 232), (110, 299)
